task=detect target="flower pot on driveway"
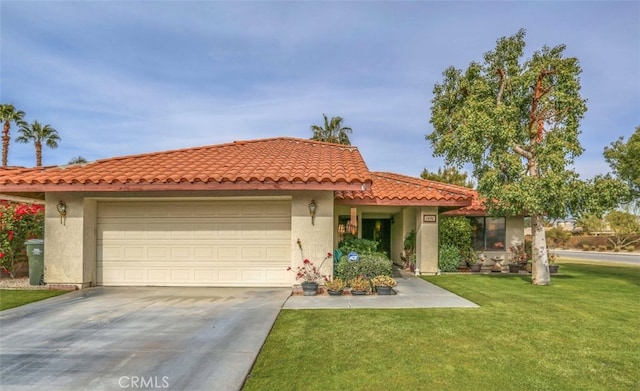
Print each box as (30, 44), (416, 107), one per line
(549, 265), (559, 274)
(301, 281), (318, 296)
(470, 263), (482, 272)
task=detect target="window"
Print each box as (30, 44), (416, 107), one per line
(469, 217), (506, 251)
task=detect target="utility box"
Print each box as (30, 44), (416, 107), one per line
(25, 239), (45, 286)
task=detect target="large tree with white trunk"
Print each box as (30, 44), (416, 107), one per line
(426, 29), (626, 285)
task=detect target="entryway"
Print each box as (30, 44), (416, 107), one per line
(361, 218), (392, 257)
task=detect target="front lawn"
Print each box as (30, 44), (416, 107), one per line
(0, 289), (67, 311)
(244, 262), (640, 390)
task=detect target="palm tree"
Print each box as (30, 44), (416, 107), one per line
(15, 120), (61, 167)
(310, 114), (353, 145)
(68, 156), (88, 164)
(0, 104), (26, 166)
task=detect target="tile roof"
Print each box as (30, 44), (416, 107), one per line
(335, 172), (476, 206)
(0, 137), (372, 192)
(440, 192), (487, 215)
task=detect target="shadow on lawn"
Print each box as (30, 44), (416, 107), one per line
(564, 262), (640, 286)
(479, 271), (576, 284)
(481, 263), (640, 286)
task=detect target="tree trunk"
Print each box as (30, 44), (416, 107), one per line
(35, 142), (42, 167)
(531, 214), (550, 285)
(2, 121), (9, 167)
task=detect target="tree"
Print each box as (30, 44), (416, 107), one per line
(310, 114), (352, 145)
(15, 120), (61, 167)
(604, 126), (640, 198)
(575, 213), (605, 235)
(68, 156), (88, 164)
(0, 104), (26, 167)
(605, 210), (640, 250)
(421, 166), (475, 188)
(426, 29), (626, 285)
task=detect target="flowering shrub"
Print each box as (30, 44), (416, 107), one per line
(509, 241), (531, 265)
(371, 275), (397, 287)
(0, 200), (44, 278)
(286, 238), (331, 282)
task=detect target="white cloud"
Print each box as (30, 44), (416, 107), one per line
(1, 0), (637, 179)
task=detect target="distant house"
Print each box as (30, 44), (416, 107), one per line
(0, 137), (523, 289)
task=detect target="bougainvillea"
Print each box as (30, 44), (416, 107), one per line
(0, 200), (44, 278)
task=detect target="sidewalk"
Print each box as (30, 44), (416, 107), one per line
(283, 268), (479, 309)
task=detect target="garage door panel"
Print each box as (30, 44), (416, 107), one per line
(97, 200), (291, 286)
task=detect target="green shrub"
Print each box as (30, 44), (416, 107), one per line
(338, 238), (379, 256)
(545, 227), (572, 247)
(582, 244), (590, 251)
(336, 253), (392, 281)
(438, 245), (462, 272)
(439, 217), (472, 249)
(626, 245), (635, 252)
(598, 245), (607, 252)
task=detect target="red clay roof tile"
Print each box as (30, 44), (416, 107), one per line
(0, 137), (372, 192)
(335, 172), (475, 206)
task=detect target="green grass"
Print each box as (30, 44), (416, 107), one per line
(244, 261), (640, 391)
(0, 289), (67, 311)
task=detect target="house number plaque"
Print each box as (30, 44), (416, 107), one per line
(423, 215), (437, 223)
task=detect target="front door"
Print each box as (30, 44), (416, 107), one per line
(361, 218), (391, 258)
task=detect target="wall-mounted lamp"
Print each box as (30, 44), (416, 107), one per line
(308, 200), (317, 225)
(56, 200), (67, 225)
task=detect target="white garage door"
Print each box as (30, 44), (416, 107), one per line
(97, 199), (291, 286)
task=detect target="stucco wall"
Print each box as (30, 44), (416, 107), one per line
(42, 190), (336, 288)
(290, 191), (335, 282)
(44, 193), (92, 288)
(481, 216), (525, 264)
(415, 206), (439, 274)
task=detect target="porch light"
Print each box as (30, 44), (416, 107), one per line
(308, 200), (317, 225)
(56, 200), (67, 225)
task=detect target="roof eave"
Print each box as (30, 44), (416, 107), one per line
(335, 198), (473, 207)
(0, 180), (370, 193)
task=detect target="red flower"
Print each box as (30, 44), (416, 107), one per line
(303, 259), (311, 264)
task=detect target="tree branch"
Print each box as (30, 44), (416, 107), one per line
(496, 68), (506, 106)
(513, 144), (534, 160)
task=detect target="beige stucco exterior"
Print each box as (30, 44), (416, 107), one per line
(43, 190), (337, 288)
(479, 216), (525, 265)
(40, 189), (524, 288)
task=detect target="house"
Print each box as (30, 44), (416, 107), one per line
(0, 137), (523, 289)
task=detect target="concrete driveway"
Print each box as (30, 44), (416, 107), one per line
(0, 287), (290, 391)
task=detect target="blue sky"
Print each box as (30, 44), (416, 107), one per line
(1, 1), (638, 180)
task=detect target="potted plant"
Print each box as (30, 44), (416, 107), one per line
(324, 277), (346, 296)
(349, 276), (370, 295)
(371, 275), (397, 295)
(463, 248), (482, 272)
(508, 243), (529, 273)
(403, 230), (416, 272)
(287, 239), (331, 296)
(548, 252), (559, 274)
